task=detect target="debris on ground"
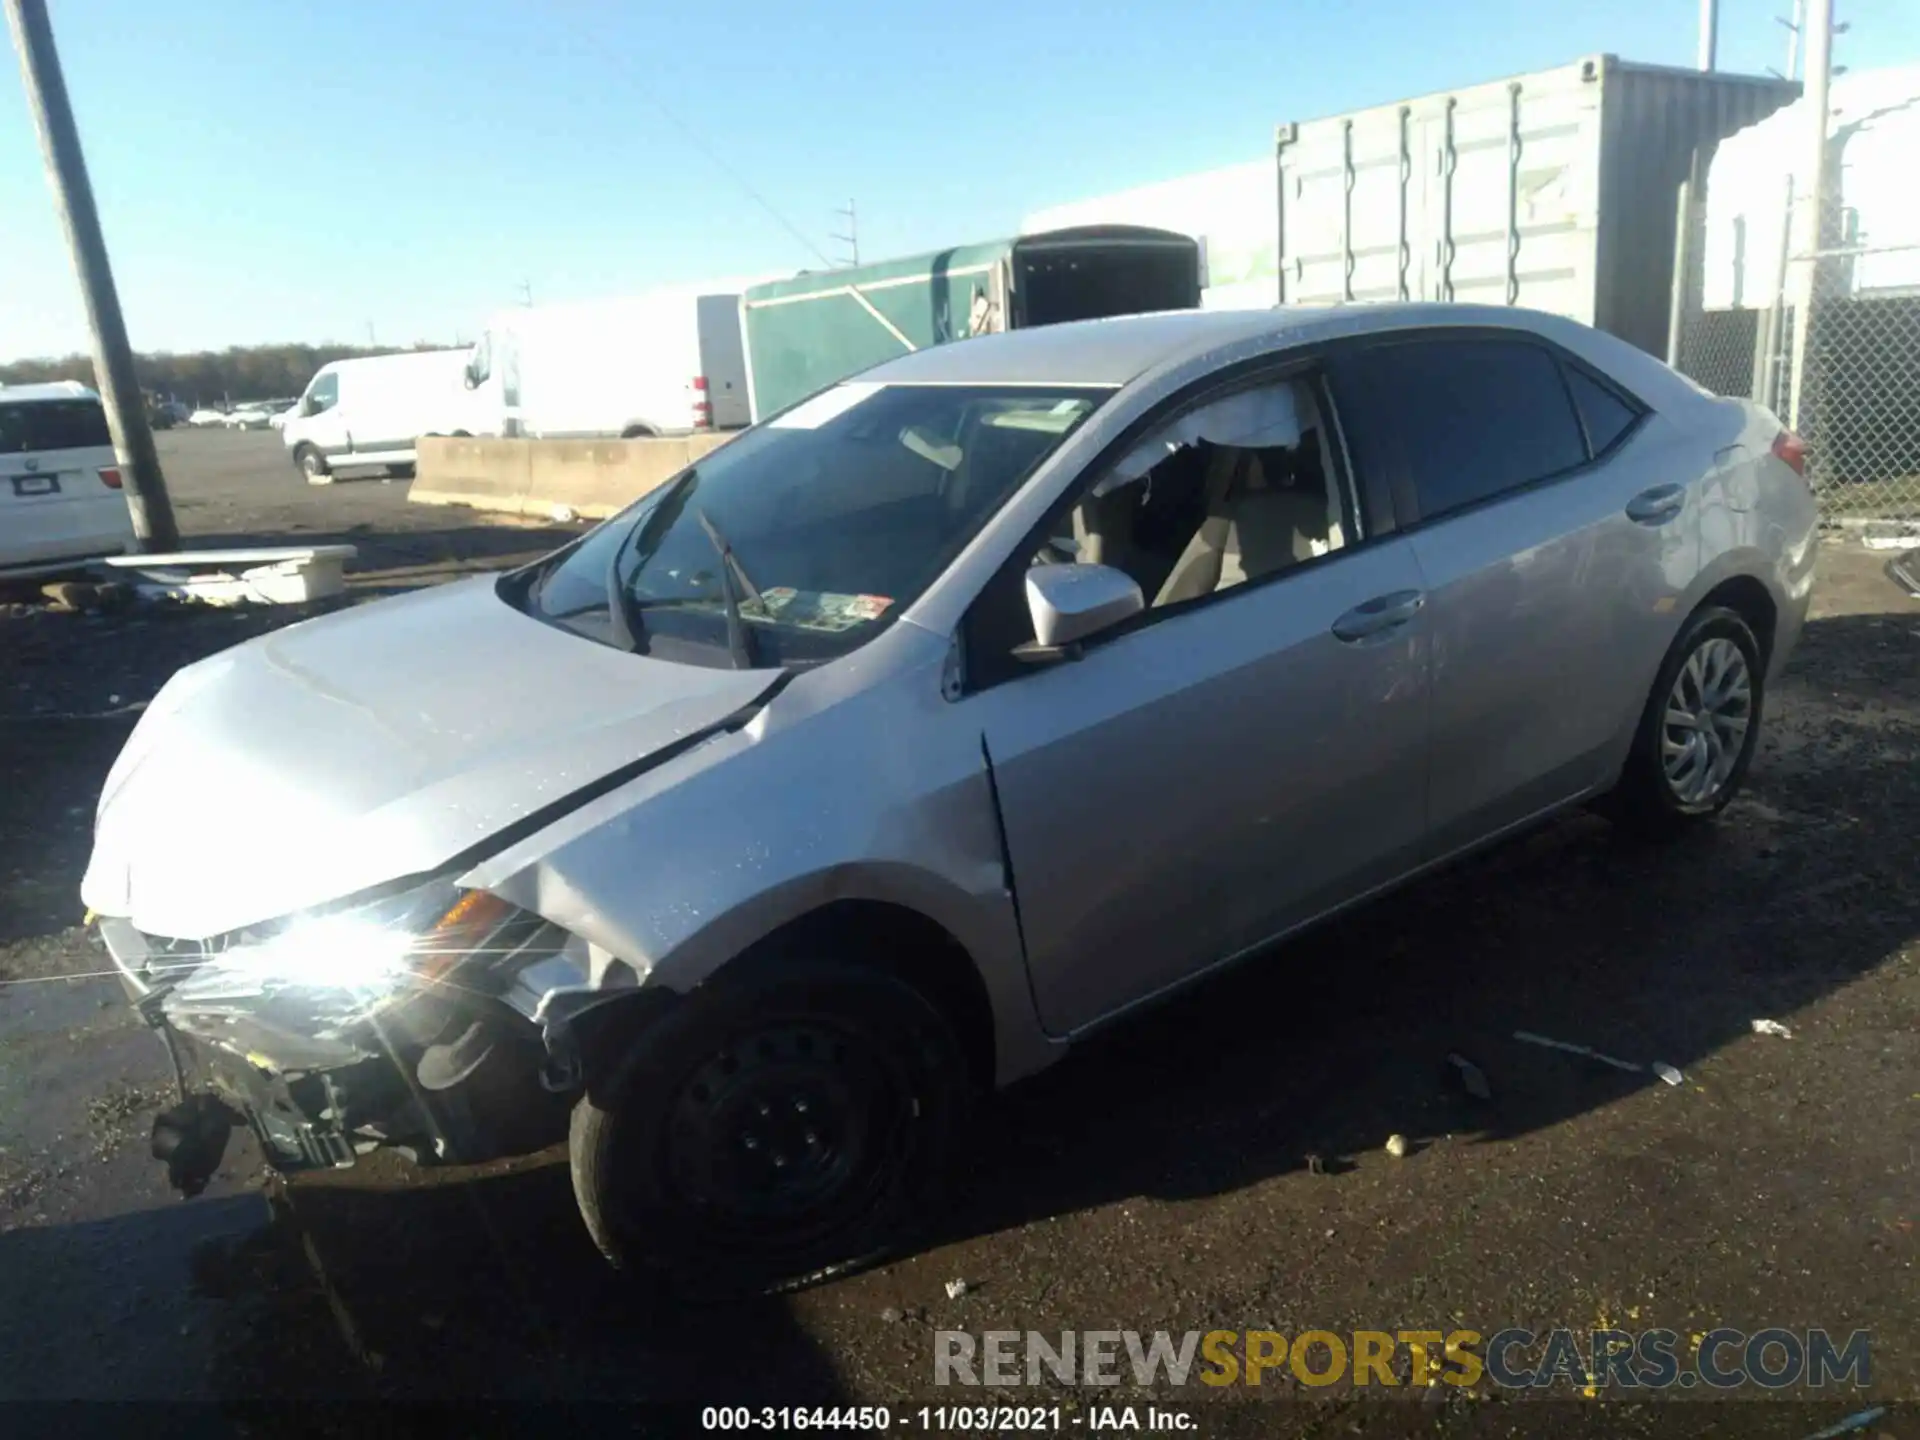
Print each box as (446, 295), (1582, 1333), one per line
(1889, 549), (1920, 599)
(880, 1306), (902, 1323)
(1751, 1018), (1794, 1038)
(1447, 1052), (1493, 1100)
(1799, 1405), (1888, 1440)
(1650, 1063), (1686, 1087)
(1305, 1152), (1326, 1176)
(943, 1279), (968, 1300)
(1384, 1134), (1409, 1159)
(38, 580), (134, 615)
(1512, 1029), (1644, 1073)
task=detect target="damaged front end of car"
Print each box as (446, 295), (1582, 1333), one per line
(98, 875), (600, 1195)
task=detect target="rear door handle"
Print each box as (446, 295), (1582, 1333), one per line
(1331, 589), (1426, 643)
(1626, 483), (1686, 525)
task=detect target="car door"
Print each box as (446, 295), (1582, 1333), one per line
(1327, 331), (1693, 858)
(960, 371), (1432, 1036)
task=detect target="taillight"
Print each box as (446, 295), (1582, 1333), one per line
(691, 375), (712, 430)
(1772, 429), (1808, 478)
(97, 466), (122, 489)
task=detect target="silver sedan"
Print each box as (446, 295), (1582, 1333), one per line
(83, 305), (1817, 1291)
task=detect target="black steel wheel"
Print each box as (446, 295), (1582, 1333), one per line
(569, 961), (973, 1295)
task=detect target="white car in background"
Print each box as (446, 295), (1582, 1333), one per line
(0, 381), (133, 576)
(187, 408), (228, 427)
(224, 400), (295, 431)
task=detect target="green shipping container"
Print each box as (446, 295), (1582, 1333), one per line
(742, 225), (1203, 420)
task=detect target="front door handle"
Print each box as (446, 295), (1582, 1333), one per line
(1332, 589), (1426, 643)
(1626, 483), (1686, 526)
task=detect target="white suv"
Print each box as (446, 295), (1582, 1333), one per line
(0, 382), (134, 577)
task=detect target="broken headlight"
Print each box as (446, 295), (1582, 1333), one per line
(164, 878), (541, 1028)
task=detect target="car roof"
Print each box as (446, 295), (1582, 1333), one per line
(858, 304), (1609, 389)
(0, 380), (99, 405)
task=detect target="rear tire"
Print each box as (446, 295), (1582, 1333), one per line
(1607, 605), (1764, 838)
(569, 961), (973, 1297)
(294, 445), (332, 486)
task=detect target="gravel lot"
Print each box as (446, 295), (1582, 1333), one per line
(1, 430), (1914, 1433)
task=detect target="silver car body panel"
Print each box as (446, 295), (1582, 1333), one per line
(80, 575), (779, 940)
(84, 305), (1818, 1091)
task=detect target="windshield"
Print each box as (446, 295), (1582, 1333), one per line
(514, 381), (1108, 668)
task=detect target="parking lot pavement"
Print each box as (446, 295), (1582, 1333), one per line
(149, 426), (579, 585)
(1, 508), (1915, 1422)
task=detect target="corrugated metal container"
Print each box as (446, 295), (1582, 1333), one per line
(1276, 54), (1799, 358)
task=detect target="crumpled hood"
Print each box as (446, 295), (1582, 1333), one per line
(82, 576), (779, 939)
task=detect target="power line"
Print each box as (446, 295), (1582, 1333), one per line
(633, 90), (836, 270)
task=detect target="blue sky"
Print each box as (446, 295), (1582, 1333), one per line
(3, 0), (1916, 361)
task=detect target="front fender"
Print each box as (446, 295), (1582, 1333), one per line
(458, 629), (1060, 1086)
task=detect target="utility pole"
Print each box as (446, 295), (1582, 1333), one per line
(5, 0), (177, 550)
(1698, 0), (1719, 70)
(519, 278), (533, 307)
(1785, 0), (1833, 432)
(832, 200), (859, 268)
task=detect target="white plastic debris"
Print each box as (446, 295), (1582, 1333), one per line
(104, 546), (356, 606)
(1447, 1053), (1493, 1101)
(1751, 1018), (1793, 1039)
(943, 1279), (968, 1300)
(1651, 1063), (1685, 1087)
(1384, 1133), (1409, 1159)
(551, 504), (579, 523)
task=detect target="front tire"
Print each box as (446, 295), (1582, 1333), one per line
(1609, 605), (1764, 837)
(293, 445), (332, 486)
(569, 962), (973, 1296)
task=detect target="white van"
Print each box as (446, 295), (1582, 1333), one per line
(461, 278), (772, 440)
(0, 381), (133, 576)
(281, 350), (475, 485)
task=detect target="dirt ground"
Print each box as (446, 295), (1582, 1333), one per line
(0, 433), (1913, 1435)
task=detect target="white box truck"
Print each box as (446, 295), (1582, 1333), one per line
(281, 349), (476, 485)
(460, 278), (775, 440)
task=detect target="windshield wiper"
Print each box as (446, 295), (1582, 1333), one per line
(603, 467), (700, 651)
(695, 507), (762, 670)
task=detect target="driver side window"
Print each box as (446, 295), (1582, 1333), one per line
(306, 372), (340, 415)
(962, 371), (1354, 691)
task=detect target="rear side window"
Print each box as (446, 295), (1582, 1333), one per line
(1336, 337), (1589, 522)
(0, 399), (111, 454)
(1564, 365), (1642, 456)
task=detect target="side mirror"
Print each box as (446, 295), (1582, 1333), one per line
(1017, 563), (1143, 663)
(462, 368), (480, 391)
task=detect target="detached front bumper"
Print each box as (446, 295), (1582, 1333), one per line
(98, 915), (574, 1185)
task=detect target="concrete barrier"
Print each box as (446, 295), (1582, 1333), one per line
(411, 433), (734, 521)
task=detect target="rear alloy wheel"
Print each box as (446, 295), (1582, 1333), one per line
(1610, 605), (1764, 836)
(294, 445), (332, 486)
(569, 962), (972, 1296)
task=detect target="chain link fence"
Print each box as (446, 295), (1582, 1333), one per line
(1679, 244), (1920, 526)
(1675, 77), (1920, 527)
